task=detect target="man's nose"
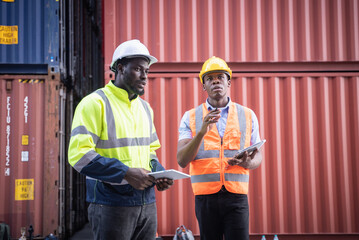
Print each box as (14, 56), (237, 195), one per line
(212, 77), (220, 83)
(140, 70), (147, 79)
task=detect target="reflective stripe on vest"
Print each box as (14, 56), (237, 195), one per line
(72, 89), (158, 173)
(189, 102), (252, 195)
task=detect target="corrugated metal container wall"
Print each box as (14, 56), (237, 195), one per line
(0, 75), (61, 238)
(0, 0), (105, 239)
(0, 0), (59, 74)
(103, 0), (359, 81)
(103, 0), (359, 237)
(142, 69), (359, 236)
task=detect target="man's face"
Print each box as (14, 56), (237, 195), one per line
(203, 72), (230, 99)
(120, 57), (150, 96)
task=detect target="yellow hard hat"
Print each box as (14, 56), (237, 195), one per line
(199, 56), (232, 83)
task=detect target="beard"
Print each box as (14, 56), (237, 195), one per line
(123, 76), (145, 96)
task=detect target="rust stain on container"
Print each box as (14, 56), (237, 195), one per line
(0, 75), (60, 238)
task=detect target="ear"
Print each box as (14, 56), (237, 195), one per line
(228, 79), (231, 87)
(117, 63), (124, 73)
(203, 84), (206, 91)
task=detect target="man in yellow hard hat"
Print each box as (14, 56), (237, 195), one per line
(177, 56), (263, 240)
(68, 39), (173, 240)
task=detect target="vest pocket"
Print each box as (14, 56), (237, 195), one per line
(228, 130), (241, 149)
(190, 158), (220, 175)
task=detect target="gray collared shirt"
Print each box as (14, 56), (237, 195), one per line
(178, 97), (261, 144)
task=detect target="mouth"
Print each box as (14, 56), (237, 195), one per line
(212, 86), (222, 92)
(137, 81), (147, 89)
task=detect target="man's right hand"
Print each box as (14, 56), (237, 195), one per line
(200, 108), (221, 134)
(123, 168), (155, 190)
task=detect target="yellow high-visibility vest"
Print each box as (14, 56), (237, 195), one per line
(68, 81), (160, 176)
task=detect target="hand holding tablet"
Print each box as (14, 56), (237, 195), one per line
(235, 139), (266, 159)
(148, 169), (190, 180)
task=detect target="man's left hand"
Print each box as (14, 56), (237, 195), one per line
(227, 149), (258, 168)
(155, 178), (174, 191)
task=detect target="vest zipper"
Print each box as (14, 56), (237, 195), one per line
(220, 137), (224, 186)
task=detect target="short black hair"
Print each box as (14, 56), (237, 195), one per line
(113, 58), (131, 79)
(118, 57), (132, 66)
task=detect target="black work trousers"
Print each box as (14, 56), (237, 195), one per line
(195, 187), (249, 240)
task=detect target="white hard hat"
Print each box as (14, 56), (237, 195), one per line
(110, 39), (158, 72)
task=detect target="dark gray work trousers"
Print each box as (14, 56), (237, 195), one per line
(195, 187), (249, 240)
(88, 202), (157, 240)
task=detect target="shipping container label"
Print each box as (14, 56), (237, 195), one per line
(15, 179), (34, 201)
(21, 151), (29, 162)
(0, 25), (18, 44)
(5, 96), (11, 176)
(22, 135), (29, 145)
(24, 96), (28, 123)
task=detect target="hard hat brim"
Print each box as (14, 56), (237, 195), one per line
(110, 54), (158, 72)
(200, 70), (232, 83)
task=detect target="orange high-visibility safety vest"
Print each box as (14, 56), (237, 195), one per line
(189, 102), (253, 195)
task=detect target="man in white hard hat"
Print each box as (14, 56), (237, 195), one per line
(177, 56), (263, 240)
(68, 39), (173, 240)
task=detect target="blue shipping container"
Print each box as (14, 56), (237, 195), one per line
(0, 0), (59, 74)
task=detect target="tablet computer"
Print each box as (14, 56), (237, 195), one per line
(148, 169), (190, 180)
(235, 139), (266, 158)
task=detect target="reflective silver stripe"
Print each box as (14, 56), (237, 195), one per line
(139, 98), (153, 136)
(195, 150), (220, 159)
(71, 125), (100, 144)
(86, 176), (129, 185)
(96, 137), (151, 149)
(194, 105), (221, 160)
(71, 125), (152, 148)
(235, 103), (247, 150)
(191, 173), (221, 183)
(223, 149), (238, 158)
(73, 150), (99, 172)
(194, 103), (248, 159)
(71, 125), (88, 136)
(96, 90), (117, 139)
(150, 132), (159, 143)
(224, 173), (249, 182)
(92, 92), (155, 149)
(194, 105), (203, 143)
(194, 105), (207, 159)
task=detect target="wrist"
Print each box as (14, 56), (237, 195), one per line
(123, 167), (132, 180)
(197, 129), (207, 138)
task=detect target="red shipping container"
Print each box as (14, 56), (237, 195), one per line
(0, 75), (61, 238)
(102, 0), (359, 238)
